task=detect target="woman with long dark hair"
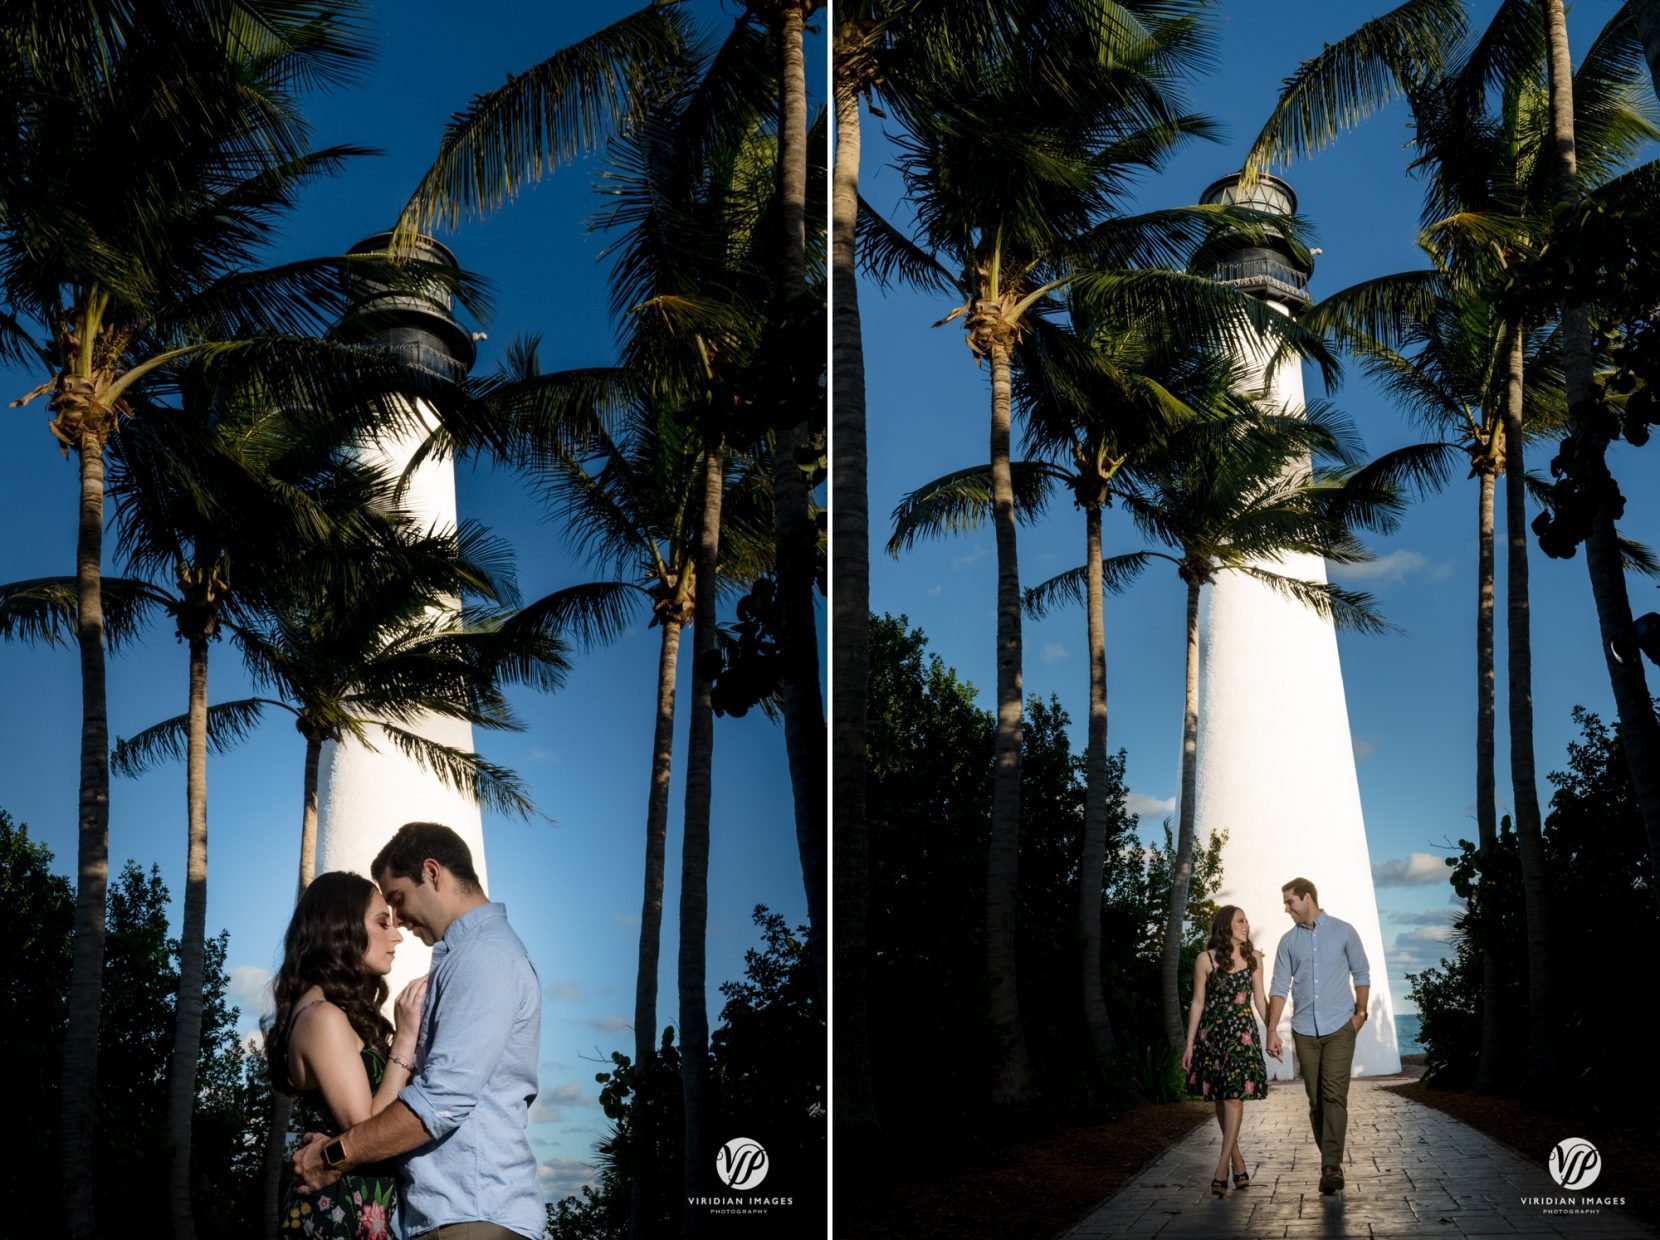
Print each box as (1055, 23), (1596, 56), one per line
(264, 871), (427, 1238)
(1181, 904), (1277, 1197)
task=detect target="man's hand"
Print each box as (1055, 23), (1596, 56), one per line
(292, 1131), (342, 1194)
(1267, 1031), (1283, 1061)
(1350, 1011), (1367, 1033)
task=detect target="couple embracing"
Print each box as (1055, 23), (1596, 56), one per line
(1181, 876), (1371, 1199)
(264, 822), (542, 1240)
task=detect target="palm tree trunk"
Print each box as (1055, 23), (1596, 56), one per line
(1162, 578), (1202, 1048)
(771, 0), (829, 1018)
(629, 614), (681, 1240)
(1079, 503), (1116, 1072)
(167, 636), (211, 1240)
(1633, 0), (1660, 105)
(680, 442), (724, 1240)
(1473, 469), (1503, 1093)
(1502, 323), (1554, 1083)
(297, 730), (322, 894)
(264, 732), (323, 1234)
(985, 328), (1032, 1103)
(830, 28), (879, 1138)
(59, 437), (111, 1240)
(1544, 0), (1660, 903)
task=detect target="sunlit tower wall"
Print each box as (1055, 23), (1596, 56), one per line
(313, 232), (488, 1001)
(1192, 174), (1399, 1079)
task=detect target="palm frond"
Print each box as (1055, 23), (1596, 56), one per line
(1234, 565), (1397, 635)
(0, 575), (167, 650)
(502, 580), (648, 651)
(854, 195), (956, 294)
(887, 461), (1058, 557)
(373, 722), (539, 821)
(111, 697), (285, 777)
(395, 3), (689, 235)
(1243, 0), (1466, 179)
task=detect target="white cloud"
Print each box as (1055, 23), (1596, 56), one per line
(544, 980), (585, 1003)
(1125, 791), (1176, 819)
(564, 1014), (631, 1034)
(527, 747), (557, 764)
(1372, 852), (1451, 887)
(1040, 642), (1069, 664)
(952, 544), (992, 569)
(537, 1157), (598, 1202)
(528, 1083), (596, 1126)
(613, 913), (640, 930)
(1387, 926), (1457, 975)
(1383, 907), (1458, 927)
(927, 584), (943, 596)
(228, 966), (272, 1018)
(1328, 549), (1443, 584)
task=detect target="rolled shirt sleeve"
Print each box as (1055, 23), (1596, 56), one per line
(399, 953), (528, 1141)
(1345, 921), (1371, 989)
(1270, 932), (1294, 1000)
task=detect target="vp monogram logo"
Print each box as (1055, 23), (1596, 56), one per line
(715, 1137), (770, 1191)
(1548, 1138), (1601, 1190)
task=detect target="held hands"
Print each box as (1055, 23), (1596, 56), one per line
(393, 974), (430, 1050)
(292, 1132), (341, 1194)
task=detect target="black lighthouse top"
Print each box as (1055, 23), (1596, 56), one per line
(1198, 173), (1313, 312)
(338, 231), (477, 378)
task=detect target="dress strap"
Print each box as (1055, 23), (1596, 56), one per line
(286, 997), (327, 1039)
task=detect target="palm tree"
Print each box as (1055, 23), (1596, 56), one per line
(1311, 273), (1566, 1087)
(491, 360), (771, 1235)
(104, 396), (386, 1240)
(859, 0), (1335, 1101)
(1542, 0), (1660, 912)
(1247, 0), (1658, 1083)
(750, 0), (831, 1023)
(0, 6), (430, 1226)
(1637, 0), (1660, 102)
(889, 318), (1224, 1078)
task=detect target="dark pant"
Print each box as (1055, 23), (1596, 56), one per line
(412, 1225), (526, 1240)
(1292, 1021), (1357, 1166)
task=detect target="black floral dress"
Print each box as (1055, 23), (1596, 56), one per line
(1185, 954), (1269, 1103)
(280, 1045), (401, 1239)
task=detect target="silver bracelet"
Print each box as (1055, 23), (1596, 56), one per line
(388, 1051), (417, 1074)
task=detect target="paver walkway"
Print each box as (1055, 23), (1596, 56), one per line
(1059, 1077), (1653, 1239)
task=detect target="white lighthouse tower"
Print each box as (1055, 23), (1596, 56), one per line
(313, 232), (489, 1001)
(1192, 174), (1400, 1078)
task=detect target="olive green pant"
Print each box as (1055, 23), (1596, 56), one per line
(412, 1225), (527, 1240)
(1292, 1021), (1357, 1167)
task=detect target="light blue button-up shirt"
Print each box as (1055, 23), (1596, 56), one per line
(398, 902), (542, 1240)
(1270, 910), (1371, 1038)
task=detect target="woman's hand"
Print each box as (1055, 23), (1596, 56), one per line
(1181, 1044), (1193, 1071)
(392, 975), (429, 1051)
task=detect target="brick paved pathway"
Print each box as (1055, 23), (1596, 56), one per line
(1058, 1077), (1653, 1239)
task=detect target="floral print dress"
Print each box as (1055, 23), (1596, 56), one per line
(280, 1044), (400, 1239)
(1185, 953), (1269, 1102)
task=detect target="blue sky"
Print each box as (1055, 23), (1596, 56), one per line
(855, 0), (1658, 1016)
(0, 1), (822, 1204)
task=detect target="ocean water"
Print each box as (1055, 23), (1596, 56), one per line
(1395, 1013), (1423, 1055)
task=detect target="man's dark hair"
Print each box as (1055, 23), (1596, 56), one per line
(372, 822), (481, 892)
(1281, 876), (1319, 904)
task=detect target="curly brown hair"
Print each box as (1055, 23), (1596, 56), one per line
(1205, 905), (1258, 977)
(262, 871), (392, 1095)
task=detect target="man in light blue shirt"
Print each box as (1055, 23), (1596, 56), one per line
(1265, 876), (1370, 1196)
(293, 822), (543, 1240)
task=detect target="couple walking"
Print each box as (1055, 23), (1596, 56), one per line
(1181, 876), (1371, 1198)
(264, 822), (542, 1240)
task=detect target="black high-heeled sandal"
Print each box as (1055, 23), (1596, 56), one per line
(1233, 1170), (1250, 1189)
(1210, 1178), (1228, 1198)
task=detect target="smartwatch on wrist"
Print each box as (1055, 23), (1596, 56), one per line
(321, 1136), (354, 1174)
